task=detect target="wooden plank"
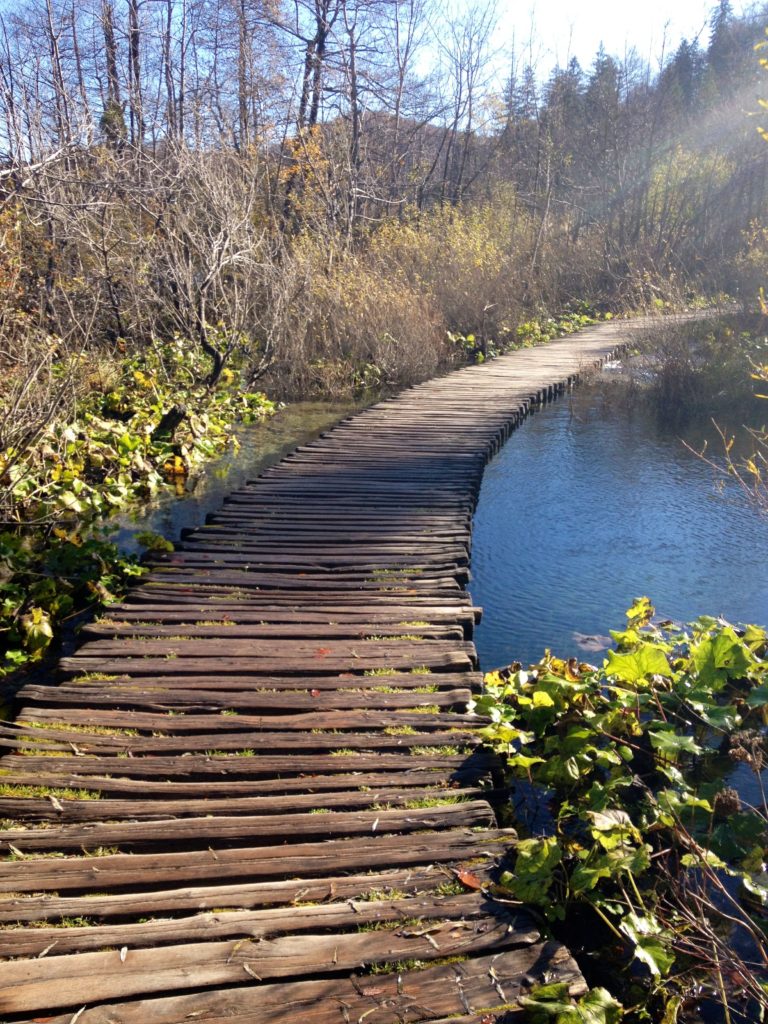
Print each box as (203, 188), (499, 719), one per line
(162, 542), (470, 558)
(206, 512), (471, 526)
(80, 622), (466, 640)
(0, 909), (531, 1011)
(0, 768), (474, 799)
(0, 863), (490, 922)
(14, 684), (476, 712)
(58, 649), (475, 675)
(99, 604), (482, 624)
(148, 558), (468, 578)
(125, 588), (473, 606)
(107, 607), (480, 624)
(0, 828), (516, 892)
(68, 638), (476, 659)
(140, 571), (464, 590)
(0, 801), (495, 851)
(0, 751), (494, 780)
(8, 944), (585, 1023)
(0, 785), (487, 823)
(0, 724), (479, 755)
(182, 527), (466, 540)
(0, 891), (529, 957)
(23, 670), (482, 691)
(15, 707), (486, 733)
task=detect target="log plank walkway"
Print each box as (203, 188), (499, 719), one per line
(0, 318), (661, 1023)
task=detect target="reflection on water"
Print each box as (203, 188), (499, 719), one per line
(471, 372), (768, 671)
(109, 399), (363, 555)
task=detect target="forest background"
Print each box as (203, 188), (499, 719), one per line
(1, 0), (766, 405)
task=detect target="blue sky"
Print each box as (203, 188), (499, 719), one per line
(493, 0), (750, 70)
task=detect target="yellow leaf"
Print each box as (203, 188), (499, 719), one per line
(533, 690), (555, 708)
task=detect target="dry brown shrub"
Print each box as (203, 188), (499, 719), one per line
(367, 189), (532, 341)
(264, 234), (449, 396)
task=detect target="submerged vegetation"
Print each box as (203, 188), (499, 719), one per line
(583, 315), (768, 521)
(639, 319), (768, 425)
(473, 598), (768, 1022)
(684, 327), (768, 517)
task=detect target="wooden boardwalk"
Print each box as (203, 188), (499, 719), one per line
(0, 319), (657, 1022)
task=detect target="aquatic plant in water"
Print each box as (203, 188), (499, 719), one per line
(473, 598), (768, 1022)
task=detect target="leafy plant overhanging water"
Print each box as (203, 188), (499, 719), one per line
(471, 598), (768, 1023)
(0, 336), (276, 677)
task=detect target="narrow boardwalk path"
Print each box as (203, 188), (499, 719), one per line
(0, 318), (660, 1022)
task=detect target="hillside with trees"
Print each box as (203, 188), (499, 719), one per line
(0, 0), (766, 399)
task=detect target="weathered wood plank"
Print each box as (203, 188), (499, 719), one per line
(0, 723), (478, 754)
(0, 910), (530, 1011)
(80, 622), (466, 640)
(15, 706), (486, 732)
(140, 572), (464, 591)
(126, 588), (473, 606)
(0, 863), (489, 922)
(0, 318), (645, 1018)
(97, 604), (482, 625)
(0, 828), (516, 892)
(14, 684), (476, 712)
(0, 751), (494, 780)
(22, 670), (481, 692)
(0, 801), (495, 851)
(0, 768), (472, 799)
(58, 650), (475, 675)
(0, 785), (487, 823)
(8, 945), (585, 1024)
(68, 637), (477, 659)
(0, 891), (527, 957)
(153, 546), (470, 563)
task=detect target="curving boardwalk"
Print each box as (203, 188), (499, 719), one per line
(0, 318), (662, 1022)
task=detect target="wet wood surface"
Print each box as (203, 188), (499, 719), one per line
(0, 318), (659, 1021)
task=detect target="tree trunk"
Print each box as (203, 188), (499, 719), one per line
(127, 0), (143, 151)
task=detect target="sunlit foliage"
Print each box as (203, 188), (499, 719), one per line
(474, 598), (768, 1020)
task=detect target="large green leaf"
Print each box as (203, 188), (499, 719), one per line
(507, 836), (562, 905)
(620, 912), (675, 977)
(19, 607), (54, 654)
(746, 683), (768, 709)
(691, 627), (752, 688)
(741, 874), (768, 906)
(710, 813), (767, 861)
(520, 984), (623, 1024)
(648, 729), (702, 759)
(576, 987), (624, 1024)
(626, 596), (655, 627)
(742, 623), (768, 650)
(587, 809), (633, 832)
(605, 644), (670, 683)
(570, 857), (614, 893)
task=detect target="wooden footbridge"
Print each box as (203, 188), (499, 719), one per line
(0, 319), (657, 1023)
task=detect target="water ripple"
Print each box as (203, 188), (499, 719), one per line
(471, 385), (768, 671)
